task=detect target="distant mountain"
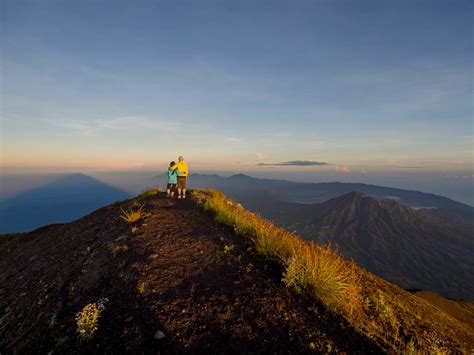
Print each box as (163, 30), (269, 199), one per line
(186, 173), (474, 235)
(0, 173), (131, 233)
(247, 192), (474, 300)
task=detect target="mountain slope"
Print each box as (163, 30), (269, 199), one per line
(0, 193), (379, 354)
(193, 190), (474, 352)
(252, 192), (473, 300)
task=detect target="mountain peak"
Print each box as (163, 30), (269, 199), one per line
(298, 188), (473, 300)
(329, 191), (372, 206)
(345, 191), (368, 199)
(228, 173), (253, 179)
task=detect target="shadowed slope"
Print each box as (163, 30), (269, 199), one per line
(0, 173), (131, 233)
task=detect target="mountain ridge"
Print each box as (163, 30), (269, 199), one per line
(0, 192), (380, 353)
(188, 173), (473, 208)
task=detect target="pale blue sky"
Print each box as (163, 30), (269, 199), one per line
(1, 0), (472, 174)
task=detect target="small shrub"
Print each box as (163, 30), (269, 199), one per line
(120, 204), (145, 223)
(75, 298), (108, 341)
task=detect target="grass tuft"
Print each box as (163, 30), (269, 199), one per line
(120, 204), (145, 223)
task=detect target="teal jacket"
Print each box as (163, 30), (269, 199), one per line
(167, 168), (178, 184)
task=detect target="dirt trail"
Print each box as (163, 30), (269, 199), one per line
(0, 195), (381, 354)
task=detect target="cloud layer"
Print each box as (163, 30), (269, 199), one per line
(257, 160), (329, 167)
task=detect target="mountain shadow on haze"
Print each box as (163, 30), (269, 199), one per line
(0, 173), (131, 233)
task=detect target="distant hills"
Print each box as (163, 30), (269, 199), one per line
(0, 173), (131, 233)
(187, 173), (473, 233)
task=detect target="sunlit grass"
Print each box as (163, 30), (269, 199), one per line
(120, 204), (145, 223)
(134, 187), (162, 204)
(193, 189), (361, 316)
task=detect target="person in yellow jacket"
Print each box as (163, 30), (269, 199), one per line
(170, 156), (189, 199)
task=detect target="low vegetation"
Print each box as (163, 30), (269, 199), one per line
(118, 188), (162, 224)
(134, 187), (162, 204)
(120, 204), (145, 223)
(75, 298), (108, 341)
(193, 189), (472, 353)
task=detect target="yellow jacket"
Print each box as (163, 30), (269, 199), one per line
(171, 161), (188, 177)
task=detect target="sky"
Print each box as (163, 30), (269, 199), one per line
(1, 0), (473, 202)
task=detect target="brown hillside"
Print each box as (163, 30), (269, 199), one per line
(0, 193), (380, 354)
(413, 290), (474, 329)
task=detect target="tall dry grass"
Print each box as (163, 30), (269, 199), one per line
(193, 189), (362, 316)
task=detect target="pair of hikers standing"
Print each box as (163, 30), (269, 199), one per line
(166, 156), (189, 199)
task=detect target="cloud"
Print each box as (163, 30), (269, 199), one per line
(335, 165), (351, 173)
(225, 137), (241, 142)
(257, 160), (329, 167)
(379, 165), (421, 169)
(55, 116), (180, 133)
(255, 153), (265, 161)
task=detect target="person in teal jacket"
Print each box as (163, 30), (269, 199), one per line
(166, 161), (178, 198)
